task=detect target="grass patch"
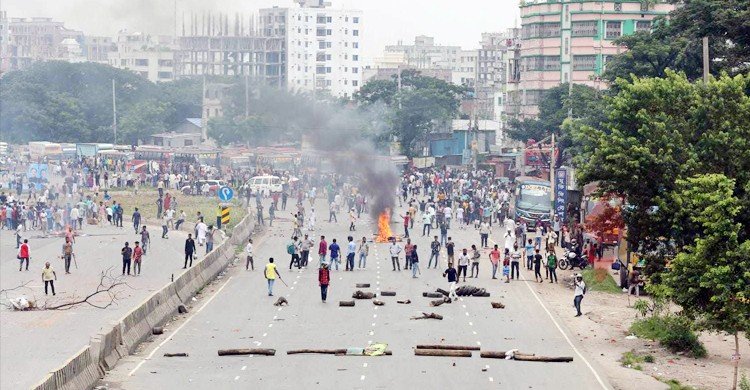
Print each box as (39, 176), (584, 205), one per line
(109, 188), (248, 231)
(620, 350), (655, 371)
(660, 378), (694, 390)
(582, 268), (622, 294)
(630, 315), (707, 358)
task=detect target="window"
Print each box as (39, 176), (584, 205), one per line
(316, 52), (326, 61)
(572, 21), (597, 36)
(158, 71), (172, 79)
(614, 2), (622, 12)
(319, 41), (326, 49)
(316, 66), (326, 74)
(523, 56), (560, 71)
(317, 16), (326, 23)
(573, 55), (596, 70)
(352, 67), (358, 73)
(316, 28), (326, 36)
(326, 67), (331, 73)
(636, 21), (652, 32)
(605, 21), (622, 39)
(640, 1), (650, 11)
(352, 80), (358, 87)
(327, 17), (332, 23)
(522, 22), (561, 39)
(352, 42), (359, 49)
(158, 59), (172, 67)
(353, 17), (359, 23)
(326, 29), (332, 35)
(564, 37), (569, 55)
(135, 58), (148, 66)
(353, 55), (359, 61)
(120, 59), (127, 66)
(353, 30), (359, 36)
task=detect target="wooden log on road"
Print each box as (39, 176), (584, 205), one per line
(287, 349), (347, 355)
(416, 345), (480, 351)
(396, 299), (411, 304)
(479, 351), (535, 359)
(339, 300), (355, 307)
(218, 348), (276, 356)
(415, 349), (471, 357)
(514, 355), (573, 363)
(410, 312), (443, 320)
(163, 352), (188, 357)
(356, 283), (371, 288)
(430, 299), (445, 307)
(422, 292), (443, 298)
(380, 291), (396, 296)
(152, 326), (164, 335)
(352, 290), (376, 299)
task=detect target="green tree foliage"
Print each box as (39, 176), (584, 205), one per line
(0, 61), (201, 144)
(569, 71), (750, 253)
(355, 69), (466, 157)
(604, 0), (750, 82)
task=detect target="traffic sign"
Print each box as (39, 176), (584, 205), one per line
(218, 186), (234, 201)
(221, 206), (230, 225)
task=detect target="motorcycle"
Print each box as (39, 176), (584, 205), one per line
(558, 249), (589, 270)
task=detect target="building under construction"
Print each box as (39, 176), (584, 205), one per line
(175, 12), (285, 86)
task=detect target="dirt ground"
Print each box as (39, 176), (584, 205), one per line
(523, 267), (750, 390)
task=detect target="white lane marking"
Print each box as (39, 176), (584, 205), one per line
(241, 366), (247, 371)
(128, 276), (234, 376)
(468, 321), (473, 326)
(489, 377), (494, 382)
(263, 333), (268, 337)
(472, 331), (477, 335)
(373, 314), (377, 318)
(235, 376), (240, 381)
(476, 341), (482, 346)
(293, 280), (298, 285)
(371, 322), (376, 326)
(290, 286), (295, 290)
(339, 277), (343, 280)
(465, 312), (470, 316)
(520, 274), (610, 389)
(273, 315), (278, 319)
(360, 375), (366, 381)
(363, 363), (368, 367)
(277, 307), (282, 311)
(268, 323), (273, 328)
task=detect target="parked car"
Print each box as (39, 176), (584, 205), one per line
(247, 175), (282, 197)
(181, 180), (226, 196)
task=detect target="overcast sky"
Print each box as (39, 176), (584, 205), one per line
(2, 0), (520, 62)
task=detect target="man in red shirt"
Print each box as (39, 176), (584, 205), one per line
(132, 241), (144, 276)
(318, 263), (330, 302)
(489, 244), (501, 279)
(400, 213), (410, 238)
(318, 235), (328, 266)
(18, 239), (30, 271)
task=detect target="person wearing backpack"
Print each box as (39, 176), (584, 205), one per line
(287, 236), (300, 270)
(573, 273), (586, 317)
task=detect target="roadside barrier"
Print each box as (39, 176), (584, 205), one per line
(31, 346), (100, 390)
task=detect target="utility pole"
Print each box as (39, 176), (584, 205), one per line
(112, 79), (117, 145)
(702, 36), (710, 83)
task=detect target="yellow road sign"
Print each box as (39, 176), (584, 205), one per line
(221, 206), (230, 224)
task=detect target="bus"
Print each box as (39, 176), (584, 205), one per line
(514, 176), (552, 228)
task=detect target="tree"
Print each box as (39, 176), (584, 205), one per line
(118, 99), (174, 145)
(666, 174), (750, 390)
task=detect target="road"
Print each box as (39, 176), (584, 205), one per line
(101, 196), (610, 390)
(0, 216), (221, 389)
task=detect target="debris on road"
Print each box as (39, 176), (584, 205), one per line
(491, 302), (505, 309)
(422, 292), (443, 298)
(356, 283), (371, 288)
(163, 353), (188, 357)
(217, 348), (276, 356)
(479, 350), (573, 362)
(339, 300), (355, 307)
(415, 345), (480, 351)
(455, 285), (490, 297)
(273, 297), (288, 306)
(352, 290), (376, 299)
(415, 349), (471, 357)
(397, 299), (411, 304)
(178, 304), (189, 314)
(152, 327), (164, 335)
(411, 312), (443, 320)
(373, 299), (385, 306)
(380, 291), (396, 296)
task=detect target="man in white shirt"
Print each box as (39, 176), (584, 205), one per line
(574, 274), (586, 317)
(196, 221), (208, 246)
(457, 248), (470, 282)
(479, 221), (490, 248)
(389, 240), (402, 271)
(443, 205), (452, 228)
(245, 238), (254, 270)
(421, 212), (432, 236)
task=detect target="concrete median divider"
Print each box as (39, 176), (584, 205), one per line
(32, 213), (254, 390)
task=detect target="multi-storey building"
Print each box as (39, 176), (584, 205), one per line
(259, 0), (363, 99)
(5, 17), (83, 71)
(81, 36), (114, 63)
(108, 30), (176, 83)
(509, 0), (674, 118)
(0, 11), (9, 72)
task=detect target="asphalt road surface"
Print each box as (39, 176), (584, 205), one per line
(0, 217), (220, 389)
(101, 196), (610, 390)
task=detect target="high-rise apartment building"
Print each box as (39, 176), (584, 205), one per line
(259, 0), (363, 98)
(5, 17), (83, 71)
(108, 30), (177, 83)
(508, 0), (674, 119)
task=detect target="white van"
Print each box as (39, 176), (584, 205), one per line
(247, 175), (283, 196)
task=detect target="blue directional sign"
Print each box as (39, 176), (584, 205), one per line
(218, 186), (234, 202)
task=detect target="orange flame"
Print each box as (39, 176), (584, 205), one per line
(376, 209), (393, 243)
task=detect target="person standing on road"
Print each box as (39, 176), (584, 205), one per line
(547, 251), (558, 283)
(345, 236), (356, 271)
(469, 244), (481, 278)
(421, 212), (432, 236)
(400, 213), (410, 238)
(479, 220), (490, 248)
(328, 201), (338, 223)
(140, 226), (150, 255)
(533, 249), (543, 282)
(318, 262), (330, 302)
(264, 258), (280, 296)
(357, 237), (369, 269)
(510, 243), (522, 280)
(446, 237), (455, 265)
(300, 234), (313, 268)
(245, 238), (254, 271)
(42, 262), (57, 295)
(328, 239), (341, 271)
(427, 236), (440, 269)
(552, 216), (561, 246)
(403, 238), (414, 271)
(183, 234), (196, 268)
(121, 242), (133, 276)
(457, 248), (469, 282)
(288, 236), (300, 270)
(206, 226), (215, 254)
(62, 237), (74, 274)
(132, 208), (141, 234)
(348, 208), (357, 231)
(442, 262), (458, 301)
(411, 244), (421, 278)
(161, 213), (169, 239)
(318, 235), (328, 266)
(489, 244), (500, 279)
(133, 241), (143, 275)
(502, 248), (511, 283)
(525, 239), (535, 271)
(389, 239), (402, 271)
(268, 203), (275, 227)
(18, 239), (30, 271)
(573, 274), (586, 317)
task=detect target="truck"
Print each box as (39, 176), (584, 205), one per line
(514, 176), (552, 228)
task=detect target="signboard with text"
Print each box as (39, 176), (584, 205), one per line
(555, 168), (567, 222)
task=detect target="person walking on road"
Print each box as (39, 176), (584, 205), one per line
(132, 208), (141, 234)
(479, 220), (490, 248)
(318, 235), (328, 266)
(175, 210), (186, 231)
(533, 248), (543, 282)
(442, 262), (458, 301)
(457, 248), (469, 282)
(403, 238), (414, 270)
(525, 239), (535, 271)
(357, 237), (369, 269)
(245, 238), (254, 271)
(573, 273), (586, 317)
(389, 239), (402, 271)
(121, 242), (132, 275)
(140, 226), (150, 255)
(428, 236), (440, 269)
(348, 208), (357, 231)
(502, 248), (511, 283)
(510, 243), (522, 280)
(421, 212), (432, 236)
(489, 244), (500, 279)
(287, 236), (300, 269)
(264, 258), (280, 296)
(18, 239), (30, 271)
(161, 213), (169, 239)
(62, 237), (74, 274)
(345, 236), (356, 271)
(469, 244), (481, 278)
(446, 237), (455, 265)
(328, 239), (341, 271)
(42, 262), (57, 295)
(547, 251), (558, 283)
(318, 262), (330, 302)
(133, 241), (143, 275)
(300, 234), (313, 268)
(411, 244), (421, 278)
(184, 234), (196, 268)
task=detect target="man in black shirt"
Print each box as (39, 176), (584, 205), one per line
(121, 242), (133, 275)
(184, 234), (196, 268)
(442, 262), (458, 301)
